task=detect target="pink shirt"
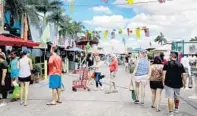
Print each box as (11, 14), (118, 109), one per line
(48, 55), (62, 75)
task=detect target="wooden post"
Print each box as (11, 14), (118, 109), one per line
(66, 57), (69, 73)
(44, 60), (47, 80)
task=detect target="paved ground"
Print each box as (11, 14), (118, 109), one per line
(0, 65), (197, 116)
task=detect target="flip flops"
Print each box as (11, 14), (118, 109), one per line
(56, 101), (62, 103)
(46, 103), (56, 105)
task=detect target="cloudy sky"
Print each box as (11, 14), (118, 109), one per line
(64, 0), (197, 49)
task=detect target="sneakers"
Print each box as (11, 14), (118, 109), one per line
(0, 102), (7, 107)
(174, 108), (179, 113)
(134, 100), (140, 104)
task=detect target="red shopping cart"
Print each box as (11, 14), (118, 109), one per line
(72, 67), (90, 92)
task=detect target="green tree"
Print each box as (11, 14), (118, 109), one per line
(35, 0), (63, 26)
(59, 20), (85, 40)
(47, 9), (65, 31)
(154, 32), (167, 45)
(70, 21), (85, 40)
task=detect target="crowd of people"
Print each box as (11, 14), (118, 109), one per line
(0, 48), (33, 107)
(0, 46), (192, 116)
(125, 50), (187, 116)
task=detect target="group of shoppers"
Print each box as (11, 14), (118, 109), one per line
(0, 48), (33, 107)
(131, 50), (186, 116)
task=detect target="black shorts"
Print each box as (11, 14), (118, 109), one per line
(150, 81), (164, 90)
(18, 76), (31, 82)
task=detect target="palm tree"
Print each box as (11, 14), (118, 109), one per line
(59, 20), (85, 40)
(70, 21), (85, 40)
(154, 32), (167, 45)
(59, 16), (73, 37)
(190, 36), (197, 41)
(35, 0), (63, 26)
(47, 9), (65, 30)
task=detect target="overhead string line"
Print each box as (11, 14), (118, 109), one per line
(61, 0), (173, 6)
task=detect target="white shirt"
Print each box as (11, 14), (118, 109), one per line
(181, 57), (191, 76)
(19, 56), (31, 77)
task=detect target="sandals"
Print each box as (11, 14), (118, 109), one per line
(46, 103), (56, 105)
(56, 101), (62, 103)
(156, 109), (161, 112)
(151, 106), (155, 108)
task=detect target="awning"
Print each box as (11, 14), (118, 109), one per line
(0, 35), (40, 47)
(25, 41), (40, 47)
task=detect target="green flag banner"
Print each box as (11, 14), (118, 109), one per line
(41, 24), (50, 43)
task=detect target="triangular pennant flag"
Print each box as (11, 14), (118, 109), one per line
(70, 0), (74, 13)
(103, 0), (108, 3)
(144, 28), (150, 37)
(136, 28), (141, 38)
(128, 0), (134, 4)
(122, 38), (126, 46)
(127, 28), (132, 36)
(53, 35), (59, 45)
(23, 14), (28, 41)
(86, 42), (91, 51)
(64, 39), (68, 49)
(111, 31), (115, 39)
(89, 31), (94, 40)
(119, 29), (123, 34)
(104, 30), (108, 39)
(85, 31), (88, 40)
(141, 26), (147, 30)
(41, 24), (50, 43)
(158, 0), (166, 3)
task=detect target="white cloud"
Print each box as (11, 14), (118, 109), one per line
(84, 15), (129, 29)
(113, 0), (197, 48)
(92, 6), (112, 14)
(85, 0), (197, 48)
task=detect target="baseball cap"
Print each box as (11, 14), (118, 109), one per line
(23, 48), (29, 54)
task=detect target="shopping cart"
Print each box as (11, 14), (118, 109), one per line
(72, 67), (90, 92)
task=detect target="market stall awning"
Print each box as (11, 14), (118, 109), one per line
(0, 34), (40, 47)
(76, 40), (99, 45)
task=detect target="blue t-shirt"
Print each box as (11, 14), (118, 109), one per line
(135, 58), (149, 76)
(10, 58), (19, 78)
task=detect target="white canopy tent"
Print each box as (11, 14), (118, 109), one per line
(97, 40), (125, 54)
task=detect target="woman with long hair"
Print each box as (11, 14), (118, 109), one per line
(18, 49), (32, 106)
(160, 53), (167, 65)
(93, 54), (103, 90)
(148, 56), (164, 112)
(133, 49), (150, 104)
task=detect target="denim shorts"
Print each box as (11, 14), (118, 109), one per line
(164, 85), (180, 99)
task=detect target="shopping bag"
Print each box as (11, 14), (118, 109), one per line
(131, 90), (136, 101)
(12, 86), (21, 99)
(91, 72), (95, 78)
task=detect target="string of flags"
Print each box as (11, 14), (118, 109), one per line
(69, 0), (167, 12)
(101, 26), (150, 39)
